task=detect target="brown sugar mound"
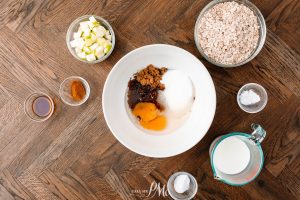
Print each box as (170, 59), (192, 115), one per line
(135, 64), (167, 90)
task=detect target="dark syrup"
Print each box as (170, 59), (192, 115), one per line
(127, 79), (163, 110)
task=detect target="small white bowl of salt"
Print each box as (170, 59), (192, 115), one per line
(237, 83), (268, 113)
(167, 172), (198, 200)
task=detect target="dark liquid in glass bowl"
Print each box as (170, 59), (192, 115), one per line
(32, 96), (52, 117)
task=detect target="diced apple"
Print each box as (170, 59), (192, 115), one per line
(79, 21), (89, 29)
(105, 34), (112, 41)
(96, 38), (106, 46)
(95, 51), (104, 59)
(83, 28), (91, 37)
(88, 21), (95, 29)
(85, 38), (94, 46)
(93, 28), (105, 37)
(91, 33), (97, 41)
(77, 38), (85, 48)
(75, 47), (82, 53)
(77, 52), (86, 59)
(90, 43), (99, 50)
(93, 22), (100, 27)
(70, 39), (79, 47)
(86, 54), (96, 61)
(73, 32), (81, 39)
(95, 47), (105, 58)
(104, 43), (112, 53)
(83, 46), (91, 54)
(98, 26), (106, 33)
(95, 46), (104, 53)
(89, 16), (97, 23)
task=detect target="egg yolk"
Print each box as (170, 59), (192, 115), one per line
(132, 102), (167, 131)
(133, 102), (159, 122)
(140, 115), (167, 131)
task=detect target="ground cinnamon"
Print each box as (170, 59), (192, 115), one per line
(71, 80), (86, 101)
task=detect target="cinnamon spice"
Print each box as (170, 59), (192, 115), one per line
(71, 80), (86, 101)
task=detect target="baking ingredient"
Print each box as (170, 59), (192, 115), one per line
(127, 65), (195, 132)
(140, 115), (167, 131)
(197, 1), (260, 64)
(213, 136), (250, 174)
(133, 102), (159, 122)
(239, 89), (261, 106)
(136, 64), (167, 89)
(70, 16), (112, 61)
(174, 174), (190, 194)
(127, 65), (168, 131)
(71, 80), (86, 101)
(133, 102), (166, 131)
(127, 79), (161, 110)
(32, 96), (52, 117)
(127, 65), (167, 110)
(160, 70), (194, 117)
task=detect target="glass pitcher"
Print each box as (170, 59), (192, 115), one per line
(209, 124), (266, 186)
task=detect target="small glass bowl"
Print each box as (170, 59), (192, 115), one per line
(59, 76), (90, 106)
(24, 92), (54, 122)
(237, 83), (268, 113)
(66, 15), (115, 64)
(194, 0), (266, 67)
(167, 172), (198, 200)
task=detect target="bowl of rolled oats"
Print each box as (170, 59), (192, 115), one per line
(194, 0), (266, 67)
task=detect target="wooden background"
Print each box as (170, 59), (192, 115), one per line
(0, 0), (299, 199)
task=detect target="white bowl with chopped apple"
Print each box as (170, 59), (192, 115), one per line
(66, 15), (115, 64)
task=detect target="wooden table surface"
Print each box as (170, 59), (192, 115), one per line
(0, 0), (299, 199)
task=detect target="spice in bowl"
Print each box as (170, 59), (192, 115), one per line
(196, 1), (260, 65)
(71, 80), (86, 101)
(59, 76), (90, 106)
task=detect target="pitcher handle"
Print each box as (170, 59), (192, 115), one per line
(250, 123), (266, 144)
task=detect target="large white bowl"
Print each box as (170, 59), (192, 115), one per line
(102, 44), (216, 158)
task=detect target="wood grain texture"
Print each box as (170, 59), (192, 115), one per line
(0, 0), (299, 199)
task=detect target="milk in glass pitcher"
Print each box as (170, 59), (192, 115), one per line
(209, 124), (266, 186)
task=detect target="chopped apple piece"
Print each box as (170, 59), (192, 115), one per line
(86, 54), (96, 61)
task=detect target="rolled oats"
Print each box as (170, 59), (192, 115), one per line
(197, 1), (260, 65)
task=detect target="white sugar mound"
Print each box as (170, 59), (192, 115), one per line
(160, 70), (194, 117)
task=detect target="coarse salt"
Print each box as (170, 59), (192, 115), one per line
(174, 174), (190, 194)
(239, 89), (261, 106)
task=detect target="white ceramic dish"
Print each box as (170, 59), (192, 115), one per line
(102, 44), (216, 158)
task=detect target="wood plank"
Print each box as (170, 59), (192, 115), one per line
(266, 0), (300, 54)
(104, 169), (135, 200)
(39, 169), (79, 200)
(18, 172), (59, 200)
(0, 169), (35, 200)
(59, 169), (98, 200)
(0, 183), (14, 200)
